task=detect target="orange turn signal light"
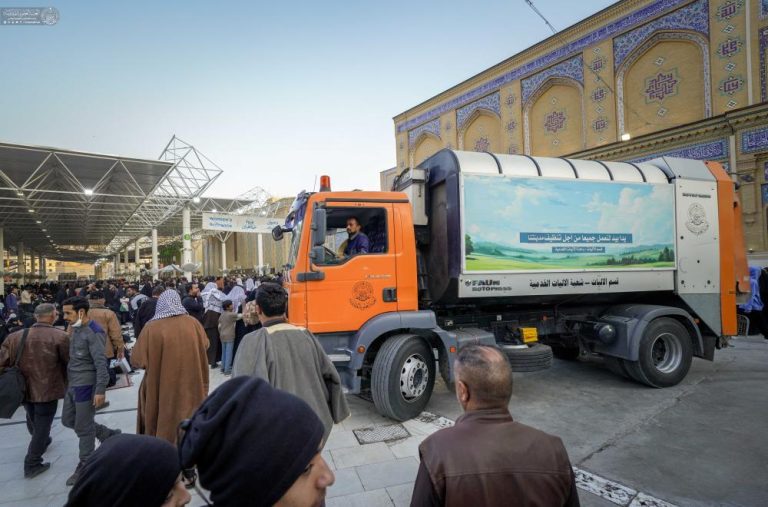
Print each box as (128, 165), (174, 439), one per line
(449, 346), (457, 353)
(357, 345), (366, 354)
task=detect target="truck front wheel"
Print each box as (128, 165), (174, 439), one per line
(624, 318), (693, 388)
(371, 334), (436, 421)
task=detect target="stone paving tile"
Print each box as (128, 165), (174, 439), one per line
(330, 442), (395, 470)
(387, 435), (422, 459)
(340, 414), (376, 431)
(327, 467), (364, 498)
(400, 419), (439, 437)
(386, 482), (414, 507)
(0, 476), (52, 504)
(355, 457), (419, 491)
(324, 427), (360, 450)
(0, 493), (63, 507)
(326, 488), (394, 507)
(322, 449), (336, 471)
(39, 470), (73, 497)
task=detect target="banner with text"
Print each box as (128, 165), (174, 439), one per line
(462, 174), (676, 272)
(202, 213), (281, 234)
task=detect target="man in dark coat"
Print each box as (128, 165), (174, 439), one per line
(141, 279), (153, 298)
(0, 304), (69, 478)
(182, 282), (205, 323)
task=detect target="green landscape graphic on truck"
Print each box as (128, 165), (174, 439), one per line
(462, 174), (676, 272)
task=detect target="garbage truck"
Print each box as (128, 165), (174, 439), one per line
(271, 149), (749, 420)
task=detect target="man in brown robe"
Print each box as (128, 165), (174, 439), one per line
(132, 289), (209, 444)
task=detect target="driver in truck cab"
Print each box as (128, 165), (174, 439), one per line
(340, 216), (369, 257)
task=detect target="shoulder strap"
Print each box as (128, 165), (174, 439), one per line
(14, 328), (30, 367)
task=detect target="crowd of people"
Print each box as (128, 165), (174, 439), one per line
(0, 274), (580, 506)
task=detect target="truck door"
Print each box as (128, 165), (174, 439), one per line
(304, 203), (398, 334)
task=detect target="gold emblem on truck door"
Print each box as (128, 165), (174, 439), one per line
(350, 281), (377, 310)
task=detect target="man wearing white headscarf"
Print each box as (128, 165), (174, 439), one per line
(131, 290), (209, 444)
(201, 280), (225, 368)
(228, 280), (247, 313)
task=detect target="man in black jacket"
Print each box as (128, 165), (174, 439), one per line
(141, 278), (153, 298)
(182, 282), (204, 323)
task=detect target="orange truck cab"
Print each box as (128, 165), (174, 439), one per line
(273, 150), (748, 421)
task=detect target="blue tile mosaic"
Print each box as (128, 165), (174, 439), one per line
(760, 27), (768, 102)
(761, 184), (768, 206)
(456, 92), (501, 130)
(613, 0), (709, 70)
(741, 126), (768, 155)
(396, 0), (689, 133)
(629, 138), (729, 163)
(407, 118), (441, 146)
(521, 55), (584, 104)
(762, 0), (768, 17)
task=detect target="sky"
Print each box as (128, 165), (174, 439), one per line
(463, 175), (675, 251)
(0, 0), (615, 199)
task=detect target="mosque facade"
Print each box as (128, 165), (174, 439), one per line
(392, 0), (768, 253)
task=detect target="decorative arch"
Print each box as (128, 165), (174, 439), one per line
(616, 30), (710, 137)
(523, 76), (585, 156)
(458, 109), (502, 152)
(410, 132), (443, 167)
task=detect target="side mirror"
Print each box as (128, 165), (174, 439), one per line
(311, 208), (327, 247)
(309, 245), (325, 264)
(272, 225), (284, 241)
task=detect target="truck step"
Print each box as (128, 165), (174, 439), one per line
(329, 353), (351, 363)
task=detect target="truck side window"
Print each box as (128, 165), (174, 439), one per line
(315, 207), (388, 265)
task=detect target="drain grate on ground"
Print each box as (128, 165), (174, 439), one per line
(353, 423), (411, 444)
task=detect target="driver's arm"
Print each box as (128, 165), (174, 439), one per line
(338, 240), (348, 258)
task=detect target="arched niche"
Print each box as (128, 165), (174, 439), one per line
(459, 109), (501, 153)
(411, 133), (443, 167)
(617, 31), (710, 138)
(524, 77), (585, 156)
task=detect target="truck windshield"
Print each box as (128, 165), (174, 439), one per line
(286, 214), (304, 269)
(282, 191), (310, 269)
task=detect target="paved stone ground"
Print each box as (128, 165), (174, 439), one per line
(1, 332), (766, 506)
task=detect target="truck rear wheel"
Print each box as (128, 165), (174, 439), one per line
(500, 343), (553, 372)
(624, 318), (693, 388)
(371, 334), (436, 421)
(604, 356), (631, 379)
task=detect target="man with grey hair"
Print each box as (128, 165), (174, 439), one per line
(0, 303), (69, 478)
(411, 344), (580, 506)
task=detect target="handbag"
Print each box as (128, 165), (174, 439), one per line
(0, 328), (30, 418)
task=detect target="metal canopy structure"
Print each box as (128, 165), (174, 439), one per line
(0, 136), (223, 263)
(106, 136), (224, 254)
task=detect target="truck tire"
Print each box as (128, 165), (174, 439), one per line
(500, 343), (553, 372)
(371, 334), (436, 421)
(624, 318), (693, 388)
(604, 356), (631, 379)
